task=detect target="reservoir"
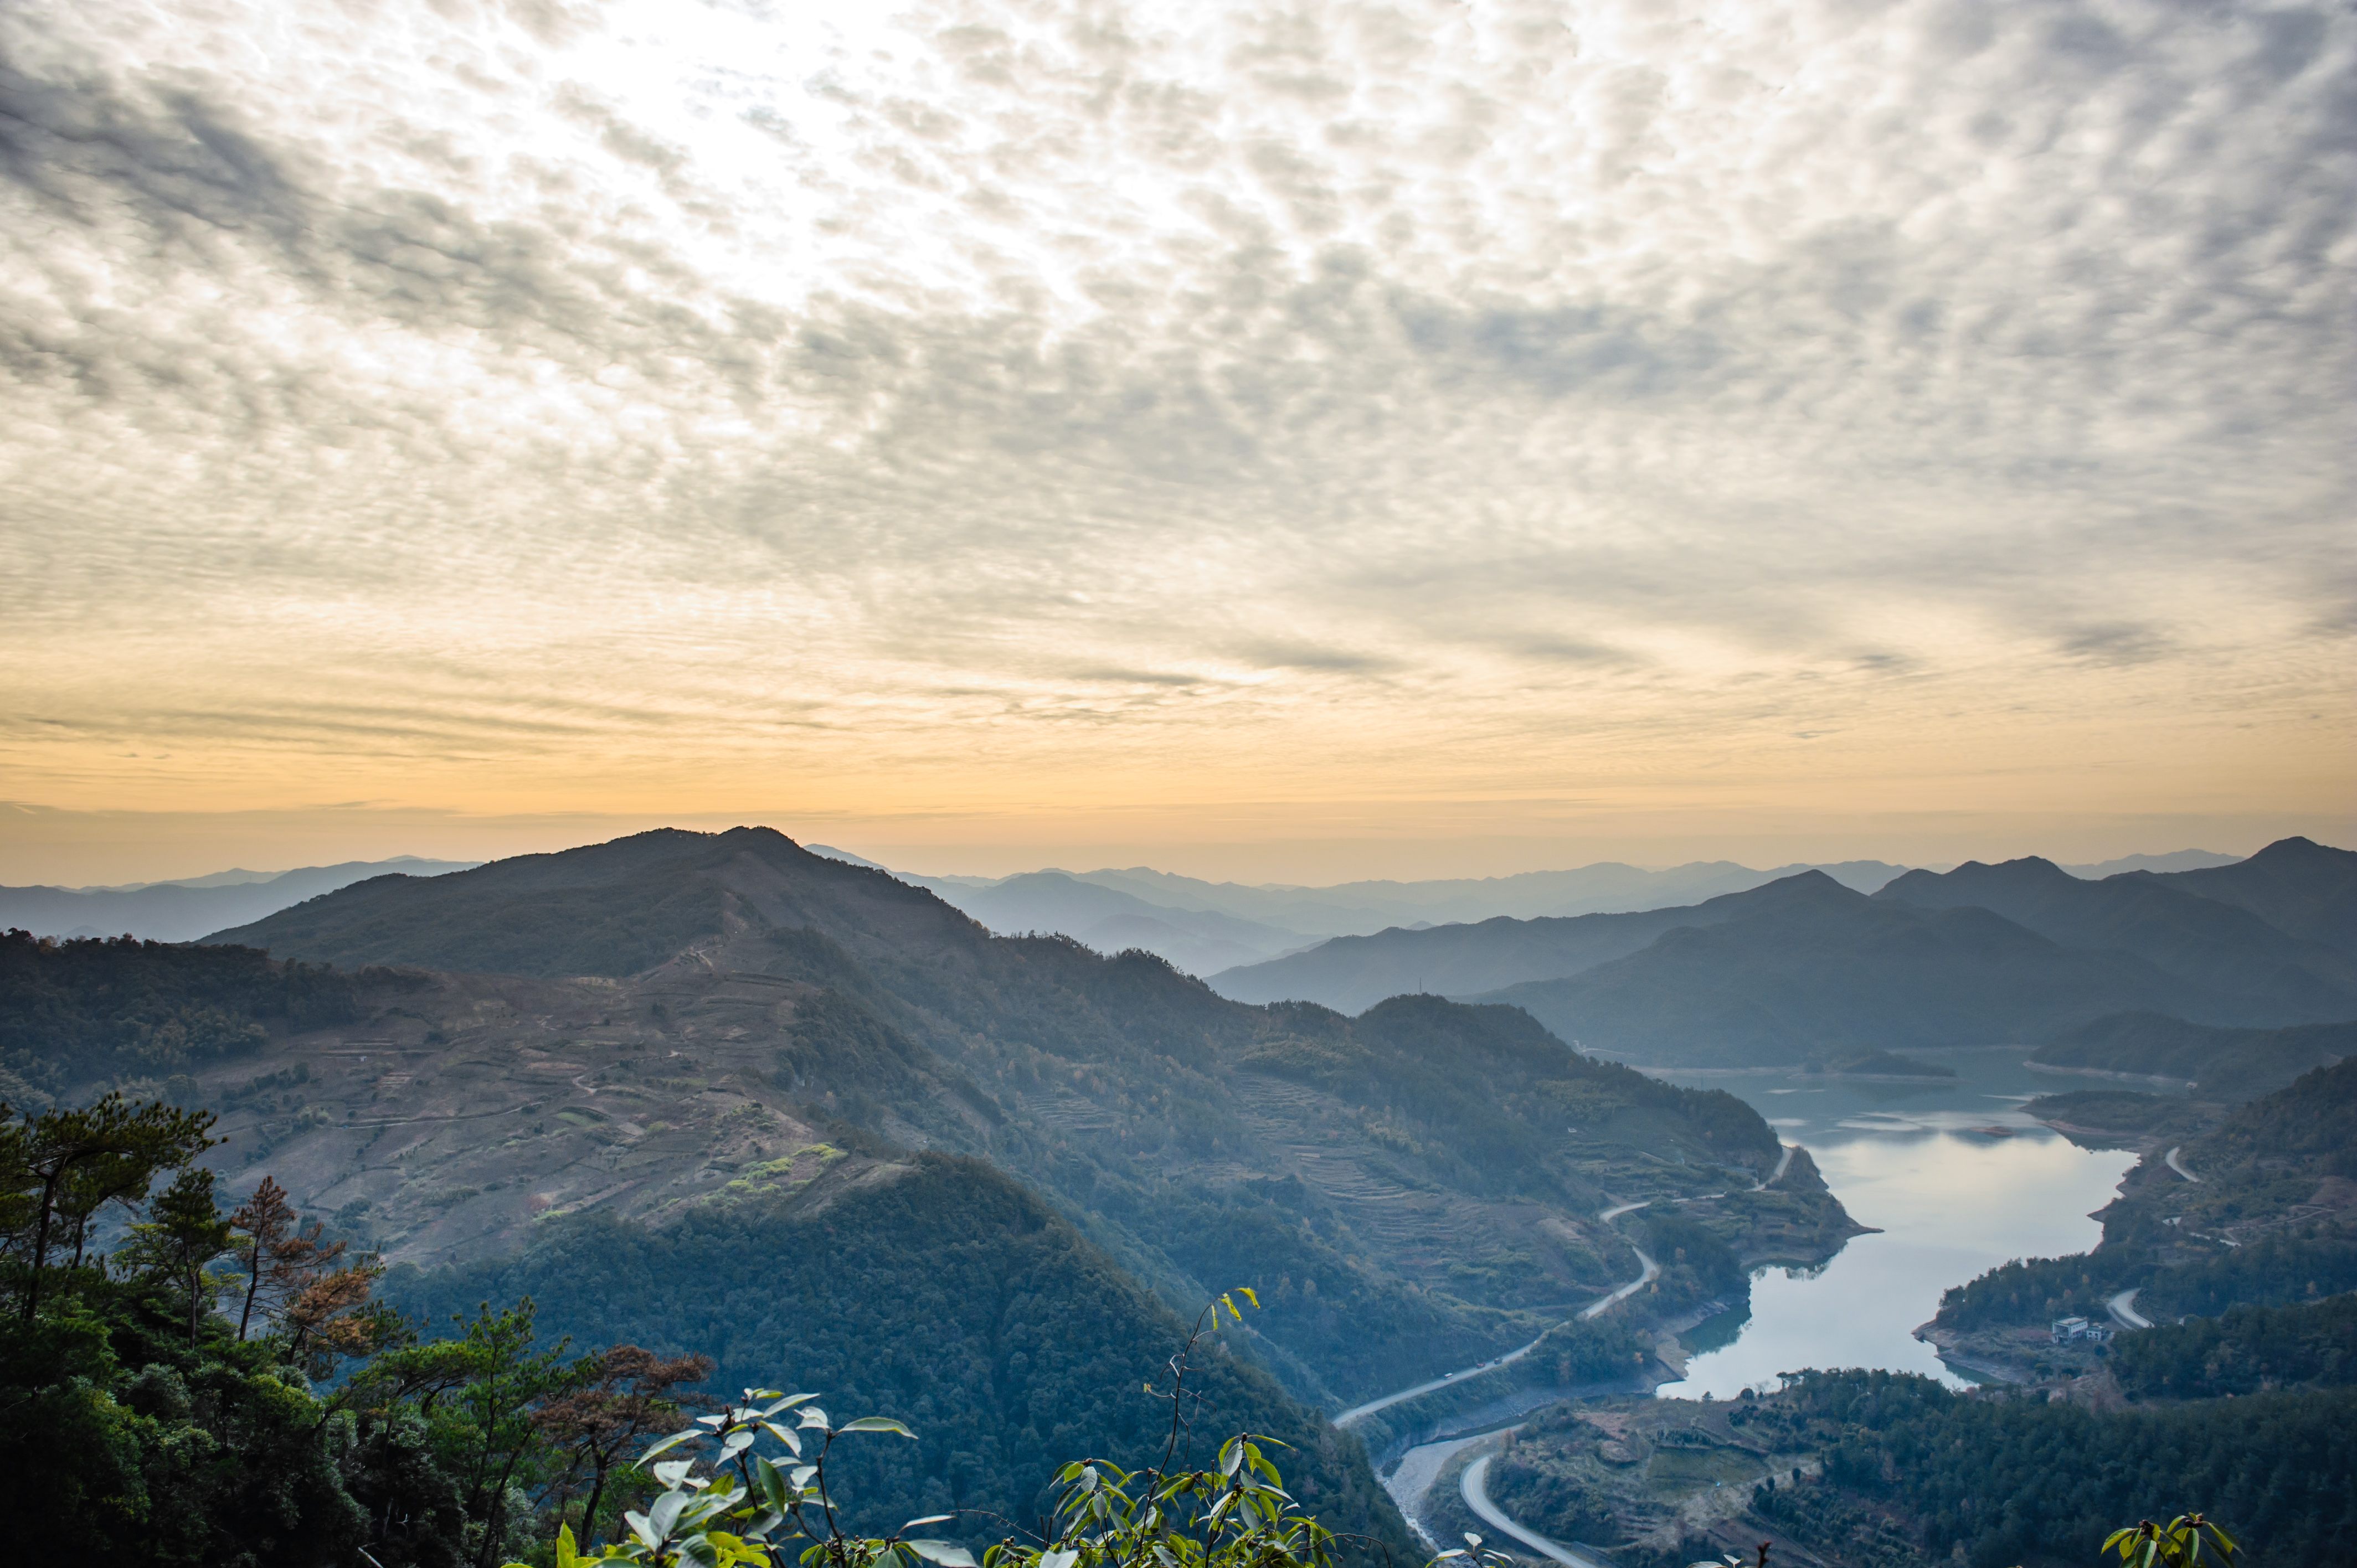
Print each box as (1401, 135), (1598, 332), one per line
(1375, 1046), (2156, 1543)
(1648, 1046), (2144, 1396)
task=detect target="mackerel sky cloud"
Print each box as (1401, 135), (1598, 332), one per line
(0, 0), (2349, 879)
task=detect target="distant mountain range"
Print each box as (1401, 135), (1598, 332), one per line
(799, 850), (1926, 976)
(1207, 838), (2357, 1069)
(803, 848), (2257, 982)
(0, 857), (481, 942)
(892, 858), (1915, 953)
(2, 840), (2251, 980)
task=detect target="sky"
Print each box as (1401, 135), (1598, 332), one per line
(2, 0), (2350, 886)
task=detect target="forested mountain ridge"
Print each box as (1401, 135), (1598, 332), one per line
(1206, 884), (1780, 1012)
(0, 927), (367, 1104)
(1464, 874), (2255, 1067)
(179, 830), (1859, 1409)
(1208, 845), (2355, 1067)
(2028, 1011), (2354, 1098)
(1874, 854), (2357, 1014)
(2147, 835), (2357, 954)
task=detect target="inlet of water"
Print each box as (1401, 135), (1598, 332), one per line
(1648, 1047), (2146, 1398)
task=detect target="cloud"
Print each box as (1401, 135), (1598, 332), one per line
(0, 0), (2348, 838)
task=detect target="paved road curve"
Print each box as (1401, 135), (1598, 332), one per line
(1461, 1453), (1609, 1568)
(1332, 1332), (1555, 1427)
(2165, 1146), (2202, 1183)
(1334, 1148), (1787, 1426)
(1337, 1195), (1674, 1426)
(2107, 1288), (2152, 1330)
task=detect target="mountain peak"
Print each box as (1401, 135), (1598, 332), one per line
(1875, 855), (2078, 904)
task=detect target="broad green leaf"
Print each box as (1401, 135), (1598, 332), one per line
(904, 1515), (955, 1528)
(841, 1416), (916, 1437)
(1042, 1550), (1079, 1568)
(1237, 1287), (1259, 1308)
(907, 1541), (978, 1567)
(644, 1428), (701, 1462)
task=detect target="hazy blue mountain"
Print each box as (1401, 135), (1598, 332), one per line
(1203, 879), (1813, 1012)
(2030, 1010), (2356, 1098)
(2056, 848), (2243, 878)
(1053, 858), (1912, 932)
(795, 857), (1918, 942)
(2147, 835), (2357, 955)
(1874, 849), (2357, 1014)
(1465, 871), (2284, 1067)
(0, 855), (479, 942)
(802, 843), (893, 870)
(913, 869), (1317, 973)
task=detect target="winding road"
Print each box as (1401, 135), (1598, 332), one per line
(2165, 1146), (2201, 1183)
(1334, 1333), (1555, 1426)
(1339, 1147), (1793, 1427)
(1354, 1146), (1797, 1556)
(1461, 1453), (1607, 1568)
(2106, 1288), (2151, 1330)
(1578, 1236), (1661, 1320)
(1338, 1182), (1695, 1426)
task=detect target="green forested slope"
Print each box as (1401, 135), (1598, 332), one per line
(2111, 1293), (2357, 1398)
(0, 928), (363, 1103)
(1751, 1370), (2356, 1568)
(384, 1153), (1417, 1560)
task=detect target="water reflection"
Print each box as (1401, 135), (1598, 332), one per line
(1646, 1048), (2144, 1399)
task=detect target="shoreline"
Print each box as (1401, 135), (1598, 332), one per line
(2026, 1061), (2199, 1089)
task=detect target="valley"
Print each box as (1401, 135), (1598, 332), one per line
(1346, 1048), (2356, 1568)
(6, 828), (2351, 1568)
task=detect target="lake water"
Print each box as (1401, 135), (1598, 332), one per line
(1376, 1048), (2150, 1539)
(1647, 1047), (2145, 1399)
